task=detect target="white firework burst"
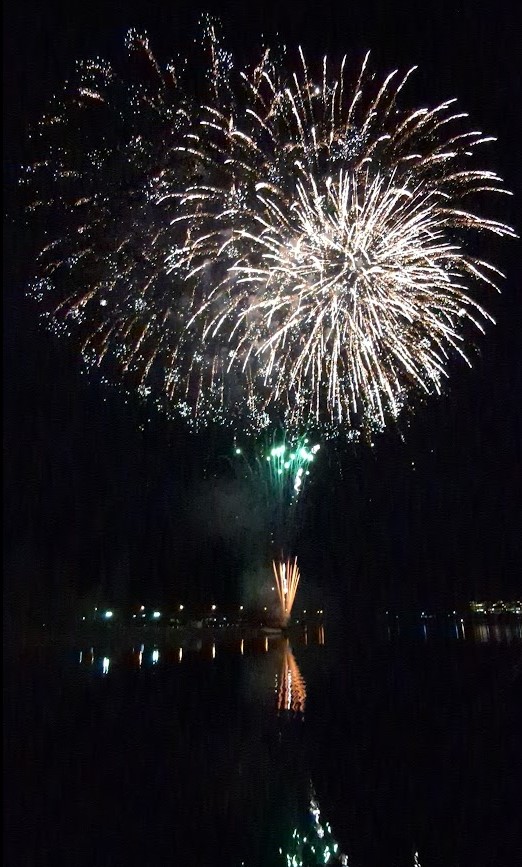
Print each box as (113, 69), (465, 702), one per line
(27, 26), (515, 435)
(168, 39), (515, 432)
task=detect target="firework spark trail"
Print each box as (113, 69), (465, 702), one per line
(26, 23), (515, 436)
(273, 557), (300, 625)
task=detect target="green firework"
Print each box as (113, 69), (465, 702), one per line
(232, 431), (320, 555)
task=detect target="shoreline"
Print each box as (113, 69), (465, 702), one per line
(5, 621), (322, 654)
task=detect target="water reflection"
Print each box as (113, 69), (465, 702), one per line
(281, 784), (344, 867)
(8, 618), (519, 867)
(277, 640), (307, 716)
(385, 616), (522, 644)
(473, 620), (521, 643)
(260, 641), (346, 865)
(73, 616), (521, 677)
(73, 624), (327, 675)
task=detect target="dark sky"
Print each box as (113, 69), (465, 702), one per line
(4, 0), (521, 618)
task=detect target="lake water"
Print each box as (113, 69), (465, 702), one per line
(5, 619), (521, 866)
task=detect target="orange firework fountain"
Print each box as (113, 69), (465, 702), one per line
(272, 556), (300, 627)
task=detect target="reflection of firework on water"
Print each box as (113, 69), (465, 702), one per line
(273, 557), (300, 626)
(276, 639), (307, 715)
(25, 23), (514, 436)
(281, 782), (343, 865)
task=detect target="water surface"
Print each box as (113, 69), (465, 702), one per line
(5, 619), (521, 866)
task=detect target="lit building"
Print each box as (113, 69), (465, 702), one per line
(470, 600), (522, 615)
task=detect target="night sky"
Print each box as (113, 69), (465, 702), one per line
(4, 0), (520, 622)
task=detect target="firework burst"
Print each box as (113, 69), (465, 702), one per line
(26, 24), (515, 435)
